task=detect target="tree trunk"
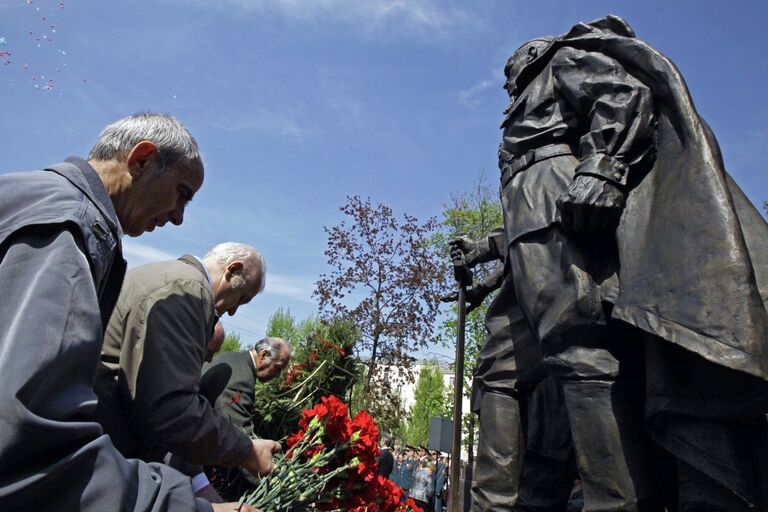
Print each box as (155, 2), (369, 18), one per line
(365, 333), (380, 392)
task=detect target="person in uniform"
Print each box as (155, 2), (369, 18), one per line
(0, 113), (256, 511)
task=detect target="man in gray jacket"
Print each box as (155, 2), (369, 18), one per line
(0, 113), (256, 511)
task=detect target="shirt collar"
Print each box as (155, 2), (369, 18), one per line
(250, 350), (259, 375)
(192, 255), (213, 286)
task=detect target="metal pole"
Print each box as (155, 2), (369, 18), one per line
(448, 246), (471, 512)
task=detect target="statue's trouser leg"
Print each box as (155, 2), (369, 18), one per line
(559, 375), (650, 512)
(509, 228), (652, 512)
(546, 342), (654, 512)
(516, 377), (577, 512)
(471, 391), (523, 512)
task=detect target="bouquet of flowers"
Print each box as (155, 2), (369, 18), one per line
(240, 395), (422, 512)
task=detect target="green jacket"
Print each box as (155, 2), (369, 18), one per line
(95, 256), (252, 468)
(203, 350), (258, 437)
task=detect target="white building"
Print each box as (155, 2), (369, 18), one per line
(381, 360), (471, 415)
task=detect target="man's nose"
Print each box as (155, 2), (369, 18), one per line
(170, 203), (186, 226)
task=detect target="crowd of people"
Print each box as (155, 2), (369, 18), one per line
(377, 436), (449, 512)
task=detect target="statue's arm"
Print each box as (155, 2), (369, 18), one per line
(552, 47), (655, 232)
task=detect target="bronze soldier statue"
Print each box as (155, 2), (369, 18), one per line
(447, 229), (576, 512)
(475, 15), (767, 512)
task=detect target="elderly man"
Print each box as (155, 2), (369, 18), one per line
(95, 243), (280, 495)
(202, 337), (291, 500)
(0, 113), (254, 511)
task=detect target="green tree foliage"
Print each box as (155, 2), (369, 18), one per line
(266, 307), (298, 342)
(405, 361), (448, 446)
(220, 331), (242, 352)
(266, 307), (326, 347)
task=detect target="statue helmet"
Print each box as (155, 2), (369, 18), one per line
(503, 36), (556, 98)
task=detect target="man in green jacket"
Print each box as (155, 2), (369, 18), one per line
(205, 338), (291, 435)
(95, 242), (280, 499)
(202, 337), (292, 499)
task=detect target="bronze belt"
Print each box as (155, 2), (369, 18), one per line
(500, 143), (573, 187)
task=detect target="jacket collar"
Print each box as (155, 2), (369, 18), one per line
(248, 349), (258, 378)
(45, 157), (123, 239)
(178, 254), (210, 280)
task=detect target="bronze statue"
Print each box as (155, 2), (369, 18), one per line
(456, 15), (768, 512)
(446, 230), (577, 512)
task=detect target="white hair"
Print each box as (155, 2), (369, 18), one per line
(254, 337), (292, 360)
(88, 112), (201, 173)
(204, 242), (266, 292)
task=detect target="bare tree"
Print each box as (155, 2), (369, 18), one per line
(314, 196), (445, 391)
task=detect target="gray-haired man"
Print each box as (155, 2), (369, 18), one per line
(0, 113), (257, 510)
(95, 243), (279, 497)
(202, 337), (292, 500)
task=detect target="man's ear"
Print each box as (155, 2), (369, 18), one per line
(225, 261), (244, 279)
(126, 141), (158, 178)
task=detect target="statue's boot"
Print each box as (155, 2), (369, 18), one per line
(471, 391), (523, 512)
(515, 451), (577, 512)
(516, 376), (578, 512)
(560, 378), (654, 512)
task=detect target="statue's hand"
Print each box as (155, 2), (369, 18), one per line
(557, 175), (625, 233)
(448, 236), (481, 267)
(439, 287), (483, 314)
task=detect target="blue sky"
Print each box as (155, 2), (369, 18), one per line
(1, 0), (766, 350)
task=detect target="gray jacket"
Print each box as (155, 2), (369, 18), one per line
(0, 158), (211, 511)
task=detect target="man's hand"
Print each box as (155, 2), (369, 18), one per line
(448, 236), (481, 267)
(440, 286), (485, 314)
(211, 503), (259, 512)
(557, 175), (625, 233)
(241, 439), (281, 477)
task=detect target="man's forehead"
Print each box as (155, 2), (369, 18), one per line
(175, 161), (204, 190)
